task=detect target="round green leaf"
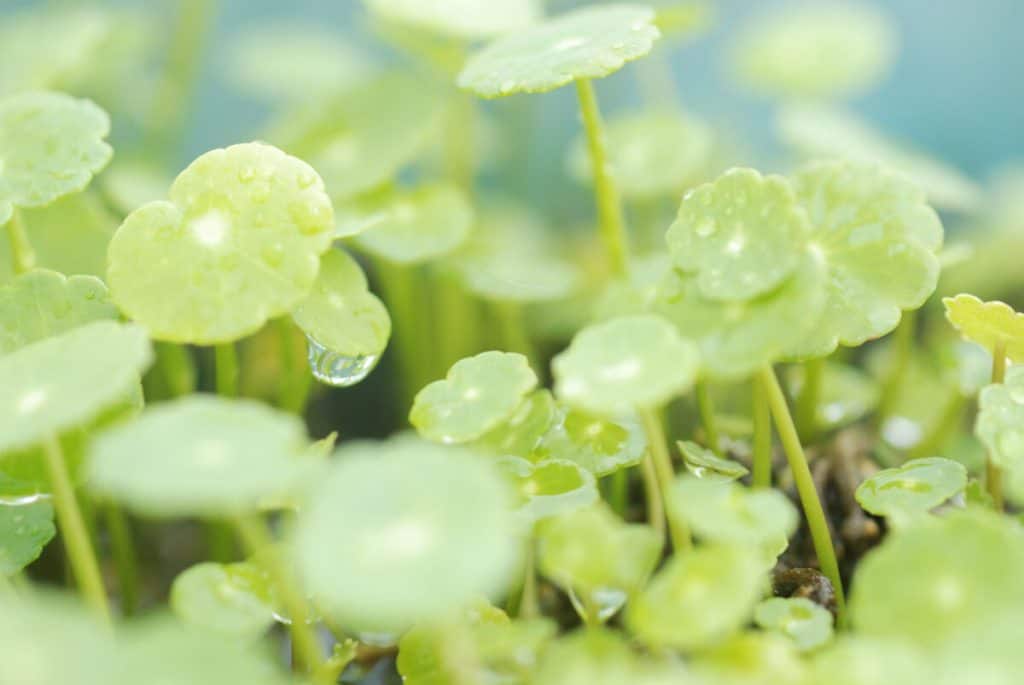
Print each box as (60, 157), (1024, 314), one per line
(655, 256), (826, 380)
(0, 321), (151, 453)
(854, 457), (967, 522)
(226, 23), (373, 102)
(352, 183), (473, 264)
(106, 142), (335, 344)
(690, 632), (808, 685)
(411, 351), (538, 444)
(678, 440), (749, 482)
(553, 314), (700, 415)
(754, 597), (834, 652)
(294, 439), (518, 633)
(0, 92), (111, 220)
(732, 3), (895, 99)
(532, 627), (686, 685)
(976, 366), (1024, 472)
(666, 168), (808, 302)
(532, 406), (646, 476)
(473, 389), (557, 458)
(944, 293), (1024, 362)
(0, 497), (55, 575)
(457, 251), (580, 303)
(270, 72), (445, 200)
(537, 504), (662, 619)
(498, 456), (597, 523)
(850, 508), (1024, 646)
(457, 5), (660, 98)
(0, 269), (116, 354)
(626, 544), (766, 651)
(670, 478), (797, 556)
(812, 637), (930, 685)
(786, 361), (880, 431)
(170, 561), (276, 637)
(568, 109), (714, 199)
(0, 8), (111, 94)
(88, 395), (313, 517)
(789, 161), (942, 357)
(291, 249), (390, 362)
(364, 0), (541, 40)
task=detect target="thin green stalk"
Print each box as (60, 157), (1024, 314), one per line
(638, 450), (665, 539)
(877, 310), (916, 421)
(758, 366), (846, 625)
(752, 374), (773, 488)
(604, 469), (629, 516)
(376, 260), (429, 406)
(795, 357), (824, 442)
(4, 210), (35, 275)
(276, 318), (313, 414)
(104, 504), (139, 616)
(42, 435), (111, 623)
(695, 379), (720, 452)
(156, 342), (196, 398)
(494, 301), (537, 371)
(434, 272), (479, 370)
(235, 515), (326, 682)
(518, 540), (539, 619)
(203, 520), (236, 563)
(574, 78), (630, 277)
(444, 93), (476, 190)
(214, 343), (238, 397)
(987, 341), (1007, 508)
(638, 408), (691, 552)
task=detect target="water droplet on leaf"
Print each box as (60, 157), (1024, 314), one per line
(306, 334), (379, 387)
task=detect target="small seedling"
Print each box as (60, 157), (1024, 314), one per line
(854, 457), (967, 524)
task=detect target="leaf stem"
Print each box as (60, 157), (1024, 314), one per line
(637, 447), (665, 539)
(795, 357), (823, 442)
(276, 318), (313, 414)
(752, 373), (773, 488)
(214, 343), (238, 397)
(4, 210), (35, 275)
(375, 259), (427, 408)
(156, 342), (196, 398)
(877, 310), (916, 421)
(234, 514), (326, 682)
(638, 408), (691, 552)
(987, 341), (1007, 509)
(41, 434), (111, 623)
(574, 78), (630, 277)
(604, 469), (629, 516)
(104, 504), (139, 616)
(758, 366), (846, 625)
(494, 301), (537, 372)
(695, 379), (720, 452)
(518, 540), (539, 619)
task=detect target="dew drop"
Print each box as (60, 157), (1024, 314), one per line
(695, 219), (716, 237)
(0, 492), (49, 506)
(306, 334), (379, 387)
(261, 243), (285, 267)
(553, 36), (586, 51)
(237, 166), (257, 183)
(297, 171), (317, 189)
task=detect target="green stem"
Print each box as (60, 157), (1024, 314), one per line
(444, 93), (476, 190)
(574, 78), (630, 277)
(214, 343), (238, 397)
(104, 504), (139, 616)
(494, 301), (537, 371)
(758, 366), (846, 625)
(877, 310), (916, 421)
(638, 449), (665, 539)
(156, 342), (196, 398)
(638, 408), (691, 552)
(42, 435), (111, 623)
(987, 341), (1007, 509)
(4, 210), (35, 275)
(518, 540), (539, 619)
(695, 379), (720, 452)
(204, 520), (237, 563)
(604, 469), (629, 516)
(752, 374), (773, 488)
(795, 357), (824, 442)
(434, 271), (479, 370)
(277, 318), (313, 414)
(235, 515), (326, 682)
(376, 260), (429, 407)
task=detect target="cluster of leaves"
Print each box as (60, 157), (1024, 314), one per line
(2, 2), (1024, 685)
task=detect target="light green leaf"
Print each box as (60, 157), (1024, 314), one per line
(786, 361), (880, 431)
(944, 293), (1024, 361)
(553, 314), (700, 415)
(364, 0), (541, 40)
(226, 23), (373, 102)
(626, 544), (766, 651)
(854, 457), (967, 521)
(473, 389), (556, 458)
(0, 497), (55, 575)
(568, 109), (713, 199)
(294, 438), (518, 633)
(655, 256), (826, 380)
(532, 627), (686, 685)
(690, 632), (808, 685)
(669, 478), (797, 558)
(498, 456), (597, 523)
(291, 249), (391, 361)
(458, 5), (660, 98)
(0, 269), (116, 354)
(170, 561), (276, 637)
(106, 142), (335, 344)
(0, 8), (111, 94)
(789, 161), (942, 358)
(352, 183), (474, 264)
(976, 366), (1024, 472)
(0, 321), (151, 453)
(812, 637), (931, 685)
(270, 72), (445, 200)
(754, 597), (834, 652)
(411, 351), (538, 444)
(678, 440), (749, 482)
(532, 405), (646, 476)
(457, 251), (580, 303)
(88, 395), (313, 517)
(732, 3), (895, 99)
(666, 168), (808, 302)
(850, 508), (1024, 646)
(0, 91), (111, 219)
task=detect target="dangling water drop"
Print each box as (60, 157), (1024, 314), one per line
(305, 335), (379, 387)
(0, 492), (50, 506)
